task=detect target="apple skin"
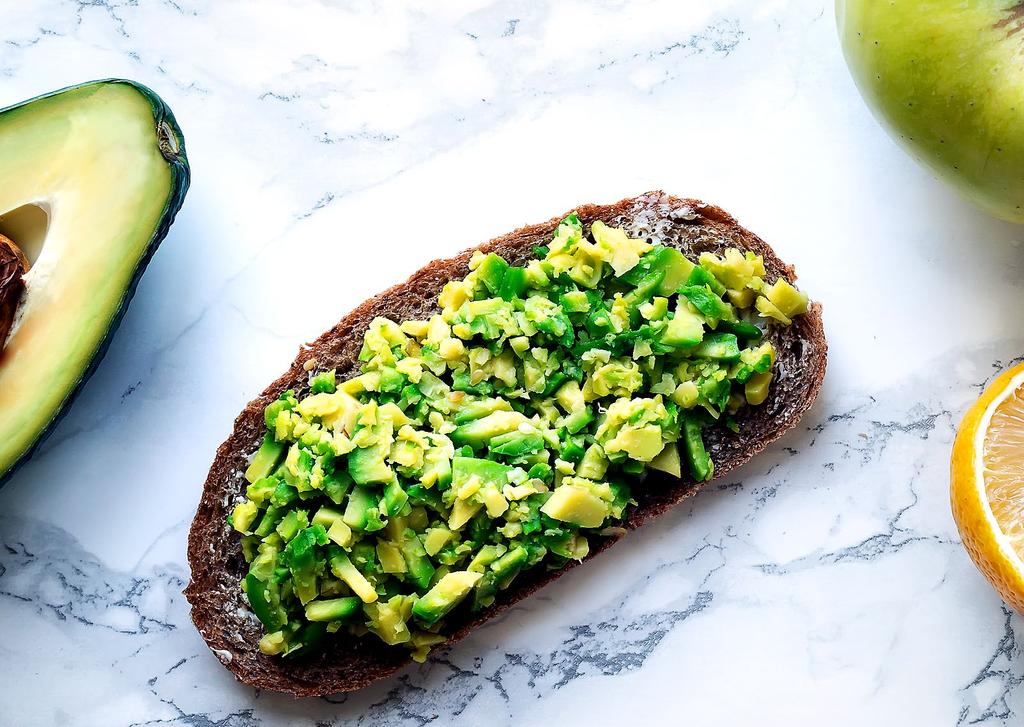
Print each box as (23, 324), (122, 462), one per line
(837, 0), (1024, 222)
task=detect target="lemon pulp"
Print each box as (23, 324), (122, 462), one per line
(983, 383), (1024, 556)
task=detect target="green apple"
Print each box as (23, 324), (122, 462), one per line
(837, 0), (1024, 221)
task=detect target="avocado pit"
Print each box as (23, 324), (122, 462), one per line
(0, 234), (28, 350)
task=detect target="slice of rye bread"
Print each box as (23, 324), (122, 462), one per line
(185, 191), (827, 696)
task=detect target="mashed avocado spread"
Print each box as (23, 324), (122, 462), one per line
(229, 214), (809, 660)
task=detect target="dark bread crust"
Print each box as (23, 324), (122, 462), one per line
(184, 192), (827, 696)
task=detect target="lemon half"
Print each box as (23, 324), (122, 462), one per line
(951, 362), (1024, 612)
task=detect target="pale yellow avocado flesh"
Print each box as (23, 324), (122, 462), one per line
(0, 82), (183, 476)
(540, 484), (608, 528)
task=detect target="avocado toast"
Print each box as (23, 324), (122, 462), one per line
(185, 191), (827, 695)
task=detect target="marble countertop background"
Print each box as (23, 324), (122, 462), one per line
(2, 1), (1024, 725)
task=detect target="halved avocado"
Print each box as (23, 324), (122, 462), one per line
(0, 80), (190, 483)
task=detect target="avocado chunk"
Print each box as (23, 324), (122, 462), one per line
(412, 571), (483, 627)
(745, 371), (773, 405)
(717, 318), (763, 342)
(244, 574), (286, 632)
(343, 486), (385, 533)
(607, 425), (664, 461)
(540, 484), (609, 528)
(472, 545), (529, 611)
(649, 443), (682, 478)
(452, 456), (512, 488)
(366, 595), (416, 645)
(398, 530), (435, 590)
(763, 279), (809, 318)
(328, 547), (378, 603)
(692, 332), (741, 362)
(376, 541), (407, 573)
(245, 433), (286, 484)
(285, 526), (327, 605)
(577, 444), (609, 480)
(348, 423), (395, 485)
(448, 497), (483, 530)
(621, 245), (695, 295)
(680, 416), (713, 482)
(679, 285), (734, 326)
(447, 456), (512, 528)
(304, 597), (362, 623)
(595, 397), (670, 463)
(660, 307), (704, 348)
(488, 430), (546, 457)
(450, 410), (530, 447)
(467, 543), (506, 573)
(453, 397), (512, 424)
(422, 527), (453, 556)
(475, 253), (512, 297)
(0, 80), (189, 483)
(383, 478), (410, 517)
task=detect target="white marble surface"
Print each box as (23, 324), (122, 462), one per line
(2, 1), (1024, 724)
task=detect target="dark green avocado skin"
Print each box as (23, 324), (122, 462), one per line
(0, 79), (191, 486)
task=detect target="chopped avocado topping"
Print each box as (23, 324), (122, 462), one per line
(228, 216), (809, 660)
